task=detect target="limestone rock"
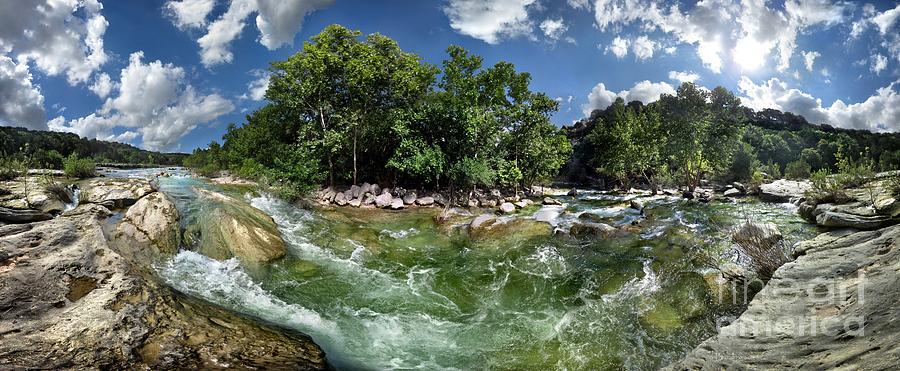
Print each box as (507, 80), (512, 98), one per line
(333, 192), (348, 206)
(349, 198), (361, 208)
(569, 221), (617, 237)
(759, 179), (811, 202)
(0, 206), (52, 223)
(543, 197), (561, 205)
(82, 178), (154, 209)
(402, 192), (417, 205)
(723, 188), (742, 197)
(195, 189), (286, 264)
(416, 196), (435, 206)
(375, 193), (393, 208)
(499, 202), (516, 214)
(115, 192), (180, 255)
(390, 198), (405, 210)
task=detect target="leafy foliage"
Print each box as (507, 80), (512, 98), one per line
(63, 154), (96, 178)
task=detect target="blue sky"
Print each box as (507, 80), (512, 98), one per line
(1, 0), (898, 152)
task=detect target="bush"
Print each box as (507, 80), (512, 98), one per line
(63, 154), (96, 178)
(0, 157), (25, 181)
(732, 222), (789, 282)
(835, 151), (874, 188)
(761, 160), (781, 180)
(38, 174), (72, 203)
(806, 169), (849, 203)
(784, 159), (811, 180)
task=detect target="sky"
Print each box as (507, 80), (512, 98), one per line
(0, 0), (899, 153)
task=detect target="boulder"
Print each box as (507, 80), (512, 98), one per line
(348, 198), (361, 208)
(469, 214), (497, 231)
(0, 206), (52, 223)
(0, 203), (326, 370)
(416, 196), (435, 206)
(390, 198), (405, 210)
(630, 199), (645, 211)
(333, 192), (348, 206)
(513, 201), (527, 209)
(816, 211), (892, 230)
(723, 188), (742, 197)
(358, 183), (371, 196)
(402, 192), (417, 205)
(432, 193), (447, 206)
(115, 192), (180, 255)
(363, 194), (376, 206)
(195, 188), (286, 264)
(371, 184), (381, 196)
(569, 221), (618, 237)
(320, 187), (336, 202)
(82, 178), (154, 209)
(0, 179), (70, 215)
(481, 199), (497, 208)
(349, 184), (361, 198)
(759, 179), (811, 202)
(670, 225), (900, 370)
(543, 197), (561, 205)
(567, 188), (578, 196)
(499, 202), (516, 214)
(467, 199), (479, 208)
(732, 222), (783, 249)
(375, 193), (393, 208)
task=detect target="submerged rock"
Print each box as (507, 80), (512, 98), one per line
(0, 204), (327, 370)
(195, 188), (286, 264)
(569, 221), (618, 237)
(115, 191), (180, 255)
(670, 224), (900, 370)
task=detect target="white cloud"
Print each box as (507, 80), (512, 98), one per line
(871, 54), (888, 75)
(240, 70), (270, 101)
(540, 18), (568, 42)
(0, 56), (46, 130)
(187, 0), (333, 67)
(668, 70), (700, 83)
(165, 0), (216, 29)
(632, 35), (655, 60)
(738, 76), (900, 132)
(444, 0), (536, 44)
(89, 73), (114, 99)
(582, 80), (675, 115)
(51, 52), (234, 150)
(606, 36), (629, 58)
(567, 0), (590, 10)
(0, 0), (109, 85)
(872, 4), (900, 35)
(802, 51), (820, 72)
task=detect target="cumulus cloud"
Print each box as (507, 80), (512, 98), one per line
(89, 73), (115, 99)
(540, 18), (568, 42)
(51, 52), (234, 150)
(632, 35), (656, 60)
(240, 70), (270, 101)
(606, 36), (629, 58)
(871, 54), (888, 75)
(582, 80), (675, 115)
(582, 0), (848, 73)
(802, 51), (820, 72)
(738, 75), (900, 132)
(444, 0), (536, 44)
(872, 3), (900, 35)
(165, 0), (216, 29)
(567, 0), (590, 10)
(0, 57), (46, 130)
(668, 70), (700, 84)
(183, 0), (333, 67)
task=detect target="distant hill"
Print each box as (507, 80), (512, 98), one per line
(0, 126), (186, 167)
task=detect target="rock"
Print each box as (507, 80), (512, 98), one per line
(481, 199), (497, 208)
(732, 222), (783, 249)
(375, 193), (393, 208)
(682, 191), (695, 200)
(499, 202), (516, 214)
(567, 188), (578, 196)
(798, 200), (817, 222)
(529, 186), (545, 196)
(416, 196), (435, 206)
(0, 203), (326, 370)
(115, 192), (179, 255)
(432, 194), (447, 206)
(630, 199), (645, 211)
(402, 192), (417, 205)
(669, 225), (900, 370)
(731, 182), (747, 193)
(816, 210), (892, 230)
(363, 193), (376, 206)
(469, 214), (497, 232)
(513, 201), (528, 209)
(467, 199), (479, 208)
(723, 188), (742, 197)
(333, 191), (348, 206)
(543, 197), (561, 205)
(82, 178), (154, 209)
(569, 221), (618, 237)
(348, 198), (361, 208)
(350, 184), (361, 198)
(359, 183), (371, 196)
(0, 206), (52, 223)
(195, 189), (286, 264)
(390, 198), (405, 210)
(320, 187), (336, 202)
(0, 179), (69, 215)
(759, 179), (812, 202)
(371, 184), (381, 196)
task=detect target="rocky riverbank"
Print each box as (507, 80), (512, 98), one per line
(0, 176), (327, 369)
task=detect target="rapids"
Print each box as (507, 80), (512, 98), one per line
(108, 168), (817, 370)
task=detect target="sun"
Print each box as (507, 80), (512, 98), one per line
(733, 37), (768, 71)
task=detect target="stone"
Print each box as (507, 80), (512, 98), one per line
(0, 203), (326, 370)
(567, 188), (578, 196)
(469, 214), (497, 231)
(359, 183), (372, 196)
(371, 184), (381, 196)
(0, 179), (70, 215)
(375, 193), (393, 208)
(363, 194), (376, 206)
(402, 192), (417, 205)
(481, 199), (497, 208)
(0, 206), (52, 223)
(467, 199), (479, 208)
(115, 192), (180, 255)
(321, 187), (336, 202)
(348, 198), (361, 208)
(723, 188), (742, 197)
(513, 201), (527, 209)
(543, 197), (561, 205)
(816, 211), (891, 230)
(499, 202), (516, 214)
(416, 196), (435, 206)
(350, 184), (361, 198)
(669, 225), (900, 370)
(333, 192), (348, 206)
(569, 221), (617, 237)
(432, 194), (447, 206)
(195, 188), (286, 264)
(759, 179), (812, 202)
(390, 198), (405, 210)
(81, 178), (154, 209)
(630, 199), (645, 211)
(732, 222), (783, 249)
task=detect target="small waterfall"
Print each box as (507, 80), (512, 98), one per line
(63, 185), (80, 212)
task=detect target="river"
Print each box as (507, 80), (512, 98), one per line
(106, 168), (817, 370)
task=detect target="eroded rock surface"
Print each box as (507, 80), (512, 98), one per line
(81, 178), (154, 209)
(669, 225), (900, 370)
(759, 179), (811, 202)
(0, 204), (326, 370)
(195, 188), (286, 263)
(115, 191), (180, 255)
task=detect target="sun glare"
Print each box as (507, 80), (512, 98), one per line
(733, 37), (767, 71)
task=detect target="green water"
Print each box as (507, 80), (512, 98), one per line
(125, 170), (816, 370)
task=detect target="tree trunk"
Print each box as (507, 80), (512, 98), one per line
(353, 125), (358, 185)
(319, 109), (333, 187)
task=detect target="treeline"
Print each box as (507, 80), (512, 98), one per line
(565, 89), (900, 189)
(185, 25), (572, 199)
(0, 126), (187, 168)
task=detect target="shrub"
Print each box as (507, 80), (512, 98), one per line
(63, 154), (96, 178)
(0, 157), (25, 181)
(784, 159), (811, 180)
(835, 151), (874, 188)
(806, 169), (849, 203)
(732, 222), (789, 282)
(761, 160), (781, 180)
(38, 174), (72, 203)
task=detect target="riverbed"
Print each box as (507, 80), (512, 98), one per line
(109, 168), (817, 370)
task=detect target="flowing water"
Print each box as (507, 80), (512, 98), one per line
(109, 169), (817, 370)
